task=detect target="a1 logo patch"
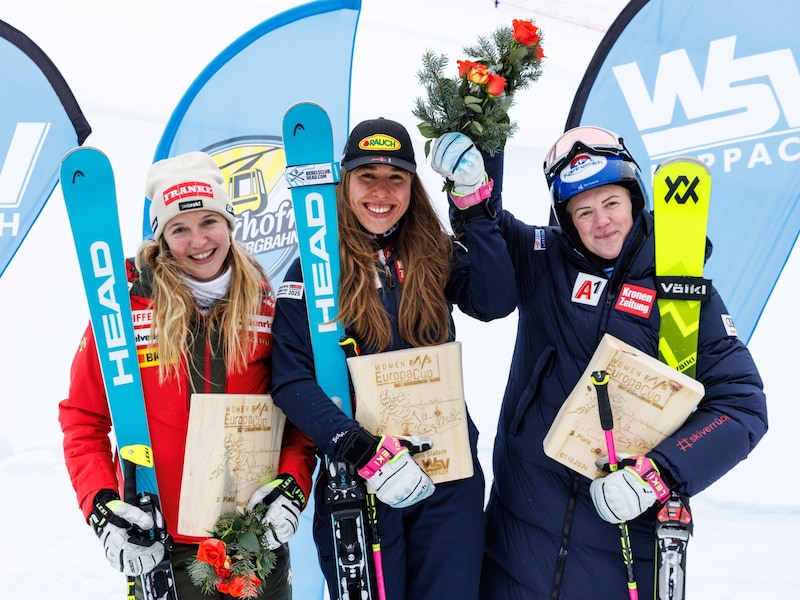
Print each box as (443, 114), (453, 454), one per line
(571, 272), (607, 306)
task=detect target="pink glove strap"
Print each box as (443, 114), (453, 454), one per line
(357, 436), (406, 479)
(450, 178), (494, 209)
(630, 456), (671, 503)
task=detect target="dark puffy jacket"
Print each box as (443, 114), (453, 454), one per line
(270, 214), (517, 456)
(270, 213), (517, 600)
(481, 203), (768, 598)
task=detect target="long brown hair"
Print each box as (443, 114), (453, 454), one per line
(336, 169), (453, 351)
(135, 234), (270, 384)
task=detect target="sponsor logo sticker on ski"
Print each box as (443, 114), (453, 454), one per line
(284, 162), (341, 187)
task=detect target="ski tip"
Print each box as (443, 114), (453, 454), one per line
(284, 103), (330, 131)
(61, 145), (108, 165)
(284, 101), (327, 117)
(653, 156), (711, 176)
(60, 146), (115, 192)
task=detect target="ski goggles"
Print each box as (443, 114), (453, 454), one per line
(544, 126), (631, 186)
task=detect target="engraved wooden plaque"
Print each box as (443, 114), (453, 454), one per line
(178, 394), (285, 536)
(346, 342), (473, 484)
(543, 334), (705, 479)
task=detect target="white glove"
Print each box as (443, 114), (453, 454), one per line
(341, 428), (435, 509)
(589, 456), (672, 523)
(430, 133), (492, 208)
(361, 435), (435, 508)
(89, 491), (166, 577)
(246, 474), (306, 550)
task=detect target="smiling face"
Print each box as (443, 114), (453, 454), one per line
(162, 210), (232, 281)
(346, 164), (412, 234)
(566, 183), (634, 260)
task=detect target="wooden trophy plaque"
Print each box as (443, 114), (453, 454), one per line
(178, 394), (285, 536)
(346, 342), (473, 484)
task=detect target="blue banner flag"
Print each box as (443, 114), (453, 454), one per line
(564, 0), (800, 342)
(144, 3), (362, 597)
(0, 20), (91, 277)
(144, 0), (361, 286)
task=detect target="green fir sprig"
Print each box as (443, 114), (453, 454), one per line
(413, 19), (546, 157)
(186, 504), (277, 598)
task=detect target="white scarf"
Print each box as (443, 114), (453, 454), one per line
(181, 265), (232, 316)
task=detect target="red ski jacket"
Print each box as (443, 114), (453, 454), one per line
(60, 263), (317, 545)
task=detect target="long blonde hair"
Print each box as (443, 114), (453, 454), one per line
(337, 170), (453, 351)
(135, 234), (270, 383)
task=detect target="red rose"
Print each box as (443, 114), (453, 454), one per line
(196, 538), (228, 568)
(457, 59), (477, 78)
(216, 555), (233, 578)
(228, 574), (262, 598)
(216, 578), (231, 594)
(512, 19), (540, 46)
(486, 73), (506, 97)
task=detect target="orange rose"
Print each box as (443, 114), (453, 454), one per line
(467, 63), (490, 86)
(486, 73), (506, 96)
(196, 538), (228, 568)
(512, 19), (540, 46)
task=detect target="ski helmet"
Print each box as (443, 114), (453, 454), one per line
(543, 126), (648, 243)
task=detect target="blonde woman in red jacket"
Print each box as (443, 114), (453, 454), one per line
(59, 152), (316, 600)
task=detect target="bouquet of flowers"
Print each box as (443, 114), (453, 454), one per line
(413, 19), (545, 157)
(186, 504), (276, 598)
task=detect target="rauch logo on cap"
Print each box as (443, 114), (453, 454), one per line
(359, 134), (400, 152)
(163, 181), (214, 205)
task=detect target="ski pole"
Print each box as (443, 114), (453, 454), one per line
(592, 370), (639, 600)
(340, 335), (387, 600)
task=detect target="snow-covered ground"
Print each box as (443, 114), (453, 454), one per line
(0, 1), (796, 598)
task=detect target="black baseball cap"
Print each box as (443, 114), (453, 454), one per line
(341, 118), (416, 173)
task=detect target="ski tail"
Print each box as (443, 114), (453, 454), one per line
(656, 494), (693, 600)
(61, 147), (177, 600)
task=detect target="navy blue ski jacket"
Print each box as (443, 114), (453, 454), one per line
(270, 213), (516, 457)
(269, 211), (516, 600)
(479, 197), (768, 598)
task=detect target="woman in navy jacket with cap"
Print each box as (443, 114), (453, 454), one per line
(269, 118), (516, 599)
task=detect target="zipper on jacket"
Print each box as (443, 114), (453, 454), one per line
(551, 475), (580, 599)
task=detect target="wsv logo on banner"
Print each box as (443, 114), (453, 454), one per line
(568, 0), (800, 343)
